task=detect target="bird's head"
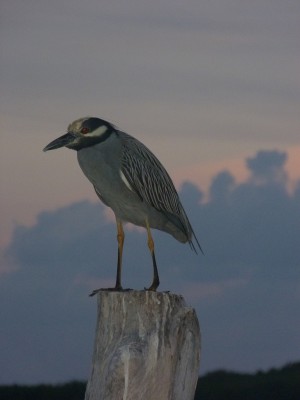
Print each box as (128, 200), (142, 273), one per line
(43, 117), (115, 152)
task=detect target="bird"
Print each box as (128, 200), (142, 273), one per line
(43, 117), (202, 291)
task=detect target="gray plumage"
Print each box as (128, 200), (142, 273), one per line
(43, 117), (202, 291)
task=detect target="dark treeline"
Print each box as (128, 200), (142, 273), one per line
(0, 362), (299, 400)
(0, 381), (85, 400)
(195, 362), (300, 400)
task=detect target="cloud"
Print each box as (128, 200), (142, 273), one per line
(200, 150), (300, 282)
(1, 150), (300, 382)
(246, 150), (288, 184)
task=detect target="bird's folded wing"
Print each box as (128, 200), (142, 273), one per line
(120, 132), (182, 217)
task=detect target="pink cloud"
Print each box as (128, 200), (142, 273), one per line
(173, 146), (300, 194)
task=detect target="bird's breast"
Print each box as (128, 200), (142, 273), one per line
(77, 144), (143, 216)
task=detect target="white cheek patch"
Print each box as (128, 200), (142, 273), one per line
(86, 125), (108, 137)
(120, 170), (134, 192)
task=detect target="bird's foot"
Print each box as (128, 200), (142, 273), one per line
(144, 278), (160, 292)
(89, 287), (132, 297)
(144, 285), (157, 292)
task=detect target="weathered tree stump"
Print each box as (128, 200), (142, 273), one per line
(84, 290), (201, 400)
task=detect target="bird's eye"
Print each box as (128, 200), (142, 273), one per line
(81, 127), (90, 134)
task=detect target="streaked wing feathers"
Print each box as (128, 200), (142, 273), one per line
(119, 131), (202, 253)
(120, 132), (182, 217)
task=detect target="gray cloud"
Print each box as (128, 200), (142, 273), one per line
(246, 150), (287, 183)
(1, 150), (299, 383)
(202, 151), (299, 280)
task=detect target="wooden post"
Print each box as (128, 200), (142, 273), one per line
(84, 290), (201, 400)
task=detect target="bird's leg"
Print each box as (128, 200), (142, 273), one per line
(145, 220), (160, 291)
(115, 219), (124, 290)
(90, 220), (128, 295)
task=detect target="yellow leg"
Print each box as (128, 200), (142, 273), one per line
(115, 219), (124, 290)
(146, 219), (160, 291)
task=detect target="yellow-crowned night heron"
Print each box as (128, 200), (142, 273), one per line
(43, 117), (202, 291)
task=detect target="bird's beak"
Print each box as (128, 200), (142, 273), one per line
(43, 132), (76, 152)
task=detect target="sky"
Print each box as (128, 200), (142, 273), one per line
(1, 0), (300, 384)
